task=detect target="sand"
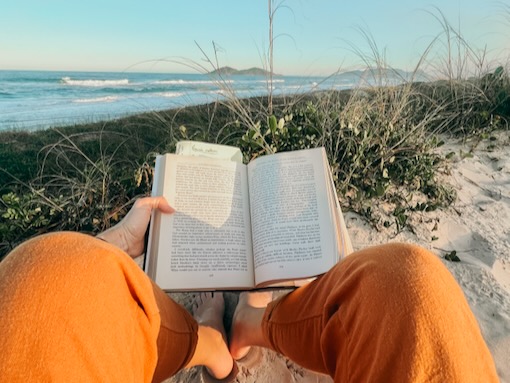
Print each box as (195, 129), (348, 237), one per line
(161, 130), (510, 382)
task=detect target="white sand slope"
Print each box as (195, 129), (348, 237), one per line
(432, 133), (510, 382)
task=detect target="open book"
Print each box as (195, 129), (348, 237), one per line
(146, 143), (353, 291)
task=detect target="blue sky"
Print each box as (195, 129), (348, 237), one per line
(1, 0), (509, 75)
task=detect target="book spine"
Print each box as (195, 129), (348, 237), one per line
(144, 155), (167, 276)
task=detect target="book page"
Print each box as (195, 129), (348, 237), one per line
(247, 148), (338, 286)
(151, 154), (254, 290)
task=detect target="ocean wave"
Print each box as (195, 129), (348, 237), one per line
(210, 89), (226, 95)
(251, 79), (285, 83)
(281, 85), (307, 90)
(62, 77), (129, 87)
(156, 92), (184, 98)
(73, 96), (119, 103)
(154, 79), (233, 85)
(333, 83), (357, 89)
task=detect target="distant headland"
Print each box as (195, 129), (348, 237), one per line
(208, 66), (281, 76)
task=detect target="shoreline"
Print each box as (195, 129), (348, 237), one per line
(0, 68), (424, 132)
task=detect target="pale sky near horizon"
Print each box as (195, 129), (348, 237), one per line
(1, 0), (509, 76)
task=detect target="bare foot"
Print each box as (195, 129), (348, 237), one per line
(193, 292), (228, 340)
(230, 291), (273, 360)
(188, 292), (234, 379)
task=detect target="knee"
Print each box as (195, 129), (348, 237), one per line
(0, 232), (128, 292)
(387, 242), (445, 277)
(0, 231), (156, 325)
(364, 243), (455, 300)
(378, 242), (439, 267)
(354, 242), (442, 274)
(4, 232), (107, 264)
(333, 243), (451, 302)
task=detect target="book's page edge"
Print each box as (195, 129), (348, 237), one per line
(162, 284), (255, 292)
(144, 154), (167, 278)
(323, 149), (354, 259)
(256, 276), (316, 289)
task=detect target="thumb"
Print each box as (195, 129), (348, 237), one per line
(135, 196), (175, 214)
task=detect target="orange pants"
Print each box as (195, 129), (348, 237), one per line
(0, 232), (498, 382)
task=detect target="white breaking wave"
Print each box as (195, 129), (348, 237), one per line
(73, 96), (119, 103)
(282, 85), (306, 90)
(154, 79), (234, 85)
(62, 77), (129, 87)
(251, 79), (285, 83)
(333, 83), (356, 89)
(156, 92), (184, 98)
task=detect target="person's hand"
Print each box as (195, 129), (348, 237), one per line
(97, 196), (174, 258)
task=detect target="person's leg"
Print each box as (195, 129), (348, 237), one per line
(186, 292), (235, 380)
(150, 280), (198, 381)
(230, 292), (274, 360)
(153, 290), (234, 381)
(0, 232), (232, 383)
(231, 243), (499, 382)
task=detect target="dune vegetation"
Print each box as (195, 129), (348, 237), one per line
(1, 9), (509, 258)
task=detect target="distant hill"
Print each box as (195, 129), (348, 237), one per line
(208, 66), (280, 76)
(339, 68), (430, 82)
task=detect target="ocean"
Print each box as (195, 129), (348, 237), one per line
(0, 70), (356, 132)
(0, 69), (422, 132)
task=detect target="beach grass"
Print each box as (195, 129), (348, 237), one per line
(1, 69), (509, 258)
(1, 8), (510, 258)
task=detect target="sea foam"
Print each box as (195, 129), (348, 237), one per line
(62, 77), (129, 87)
(73, 96), (119, 103)
(154, 79), (233, 85)
(156, 92), (184, 98)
